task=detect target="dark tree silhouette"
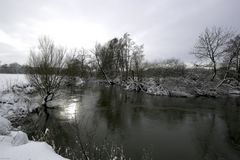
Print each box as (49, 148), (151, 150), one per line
(26, 36), (66, 111)
(192, 27), (232, 81)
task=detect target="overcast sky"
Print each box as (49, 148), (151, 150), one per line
(0, 0), (240, 64)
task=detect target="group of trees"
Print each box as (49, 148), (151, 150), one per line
(26, 36), (98, 109)
(25, 34), (145, 108)
(192, 27), (240, 81)
(25, 28), (240, 109)
(94, 33), (144, 83)
(65, 48), (95, 85)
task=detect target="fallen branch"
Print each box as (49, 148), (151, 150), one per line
(215, 78), (237, 88)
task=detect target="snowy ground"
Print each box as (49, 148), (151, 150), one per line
(0, 74), (67, 160)
(0, 74), (27, 91)
(114, 77), (240, 98)
(0, 116), (68, 160)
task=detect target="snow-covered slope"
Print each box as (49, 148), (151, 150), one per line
(0, 74), (68, 160)
(0, 116), (68, 160)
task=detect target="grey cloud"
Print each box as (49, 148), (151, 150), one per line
(0, 0), (240, 64)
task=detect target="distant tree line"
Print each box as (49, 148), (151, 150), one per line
(0, 62), (26, 73)
(143, 58), (187, 78)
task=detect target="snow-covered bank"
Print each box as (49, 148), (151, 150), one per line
(0, 84), (37, 120)
(0, 74), (68, 160)
(0, 116), (67, 160)
(113, 77), (240, 98)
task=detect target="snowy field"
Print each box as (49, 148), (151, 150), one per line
(0, 74), (28, 91)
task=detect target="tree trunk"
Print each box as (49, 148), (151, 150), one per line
(211, 62), (217, 81)
(237, 54), (240, 81)
(95, 54), (112, 85)
(224, 55), (235, 80)
(42, 92), (54, 114)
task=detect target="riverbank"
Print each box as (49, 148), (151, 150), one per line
(0, 83), (67, 160)
(111, 77), (240, 98)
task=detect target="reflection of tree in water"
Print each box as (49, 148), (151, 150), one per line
(195, 113), (217, 160)
(96, 86), (130, 132)
(192, 98), (240, 160)
(223, 97), (240, 149)
(143, 96), (188, 126)
(96, 86), (189, 132)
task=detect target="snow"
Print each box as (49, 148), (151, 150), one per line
(76, 77), (85, 86)
(0, 74), (67, 160)
(0, 116), (67, 160)
(11, 131), (29, 146)
(229, 90), (240, 95)
(0, 74), (36, 118)
(119, 77), (235, 98)
(0, 74), (27, 91)
(0, 116), (11, 135)
(0, 137), (67, 160)
(0, 85), (37, 119)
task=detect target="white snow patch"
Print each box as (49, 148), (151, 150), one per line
(0, 116), (67, 160)
(0, 116), (11, 135)
(229, 90), (240, 95)
(11, 131), (29, 146)
(76, 77), (85, 86)
(0, 74), (27, 91)
(0, 137), (68, 160)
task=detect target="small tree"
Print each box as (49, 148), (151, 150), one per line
(26, 36), (66, 110)
(192, 27), (232, 81)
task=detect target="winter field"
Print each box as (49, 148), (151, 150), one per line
(0, 73), (67, 160)
(0, 74), (27, 91)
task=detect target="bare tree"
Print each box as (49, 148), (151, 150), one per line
(26, 36), (66, 110)
(192, 27), (232, 81)
(216, 35), (240, 87)
(93, 43), (113, 84)
(224, 35), (240, 80)
(130, 44), (144, 81)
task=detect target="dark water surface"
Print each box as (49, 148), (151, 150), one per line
(22, 84), (240, 160)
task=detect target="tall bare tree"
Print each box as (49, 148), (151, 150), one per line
(26, 36), (66, 110)
(224, 35), (240, 80)
(192, 27), (232, 80)
(130, 44), (144, 81)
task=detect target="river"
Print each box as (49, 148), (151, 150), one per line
(21, 83), (240, 160)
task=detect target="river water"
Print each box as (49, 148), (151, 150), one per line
(22, 84), (240, 160)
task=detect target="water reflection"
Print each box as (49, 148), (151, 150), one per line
(59, 98), (78, 119)
(22, 85), (240, 160)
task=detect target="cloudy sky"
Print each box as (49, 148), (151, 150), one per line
(0, 0), (240, 64)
